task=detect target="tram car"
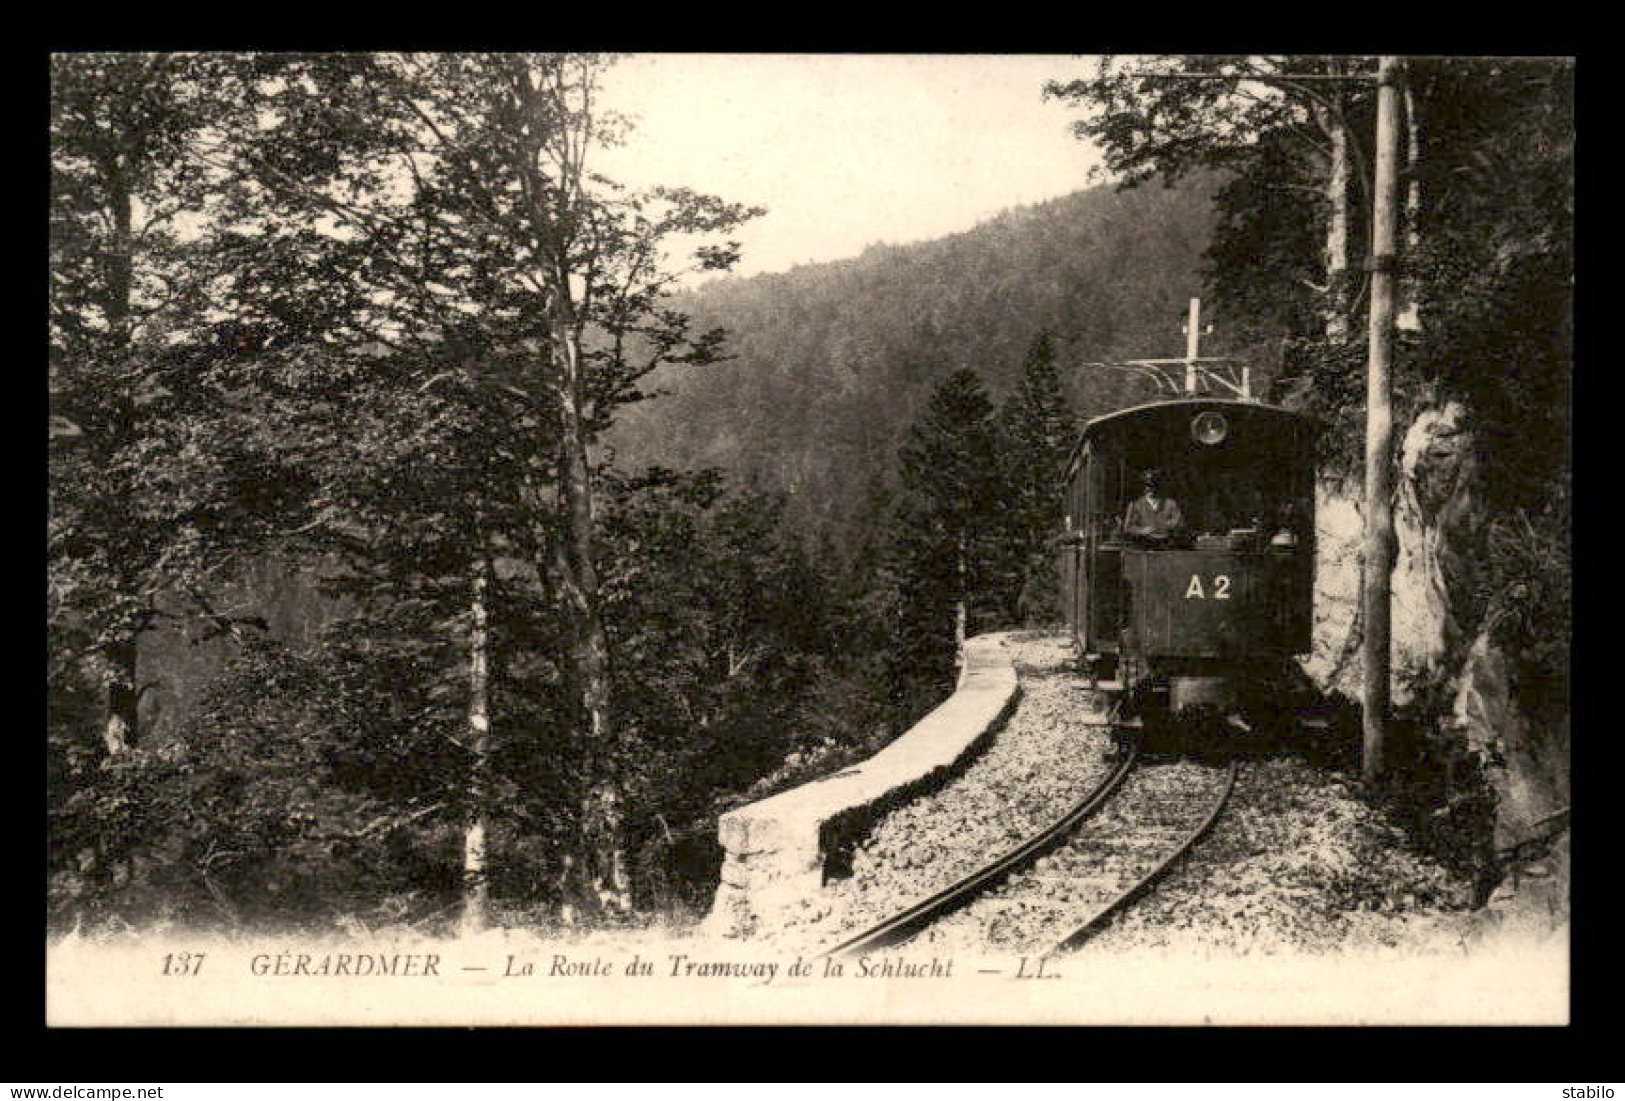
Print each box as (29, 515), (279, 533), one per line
(1056, 396), (1315, 730)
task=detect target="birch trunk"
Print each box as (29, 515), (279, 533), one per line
(460, 557), (492, 936)
(1397, 81), (1424, 334)
(1319, 94), (1353, 343)
(954, 533), (968, 674)
(102, 636), (138, 757)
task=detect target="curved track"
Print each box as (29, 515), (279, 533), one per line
(917, 754), (1238, 955)
(822, 735), (1142, 958)
(1047, 757), (1238, 954)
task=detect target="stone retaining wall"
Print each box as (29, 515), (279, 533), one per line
(704, 632), (1020, 939)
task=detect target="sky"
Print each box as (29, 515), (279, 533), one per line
(596, 54), (1106, 282)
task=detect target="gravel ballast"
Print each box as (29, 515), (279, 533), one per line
(1084, 755), (1477, 956)
(778, 631), (1118, 950)
(774, 629), (1478, 957)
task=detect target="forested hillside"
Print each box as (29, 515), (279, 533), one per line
(49, 54), (1568, 940)
(611, 175), (1241, 553)
(54, 54), (1145, 933)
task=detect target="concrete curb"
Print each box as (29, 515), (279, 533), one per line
(703, 632), (1021, 939)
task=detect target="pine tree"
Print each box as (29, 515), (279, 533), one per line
(994, 331), (1078, 623)
(886, 369), (1004, 690)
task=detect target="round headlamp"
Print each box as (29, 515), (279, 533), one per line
(1192, 410), (1229, 446)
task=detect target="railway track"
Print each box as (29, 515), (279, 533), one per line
(821, 733), (1140, 957)
(921, 753), (1238, 955)
(1047, 755), (1237, 954)
(825, 742), (1238, 959)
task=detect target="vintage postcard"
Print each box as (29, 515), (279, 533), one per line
(47, 53), (1572, 1027)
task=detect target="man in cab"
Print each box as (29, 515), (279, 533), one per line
(1123, 469), (1184, 544)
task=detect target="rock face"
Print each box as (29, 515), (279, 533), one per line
(1306, 401), (1483, 703)
(1306, 399), (1568, 930)
(1453, 624), (1570, 930)
(1303, 477), (1365, 696)
(1394, 400), (1483, 683)
(1453, 628), (1565, 849)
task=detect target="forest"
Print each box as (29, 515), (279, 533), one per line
(610, 175), (1241, 554)
(48, 54), (1572, 936)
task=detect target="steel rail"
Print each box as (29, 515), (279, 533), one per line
(822, 733), (1142, 958)
(1048, 757), (1240, 955)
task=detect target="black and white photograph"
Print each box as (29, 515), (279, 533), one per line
(45, 52), (1573, 1027)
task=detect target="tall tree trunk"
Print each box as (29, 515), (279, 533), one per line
(100, 171), (138, 759)
(548, 303), (631, 919)
(1397, 81), (1424, 334)
(101, 635), (138, 757)
(460, 556), (492, 937)
(1317, 94), (1354, 343)
(954, 533), (968, 674)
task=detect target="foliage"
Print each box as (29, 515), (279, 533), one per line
(597, 470), (863, 907)
(1045, 55), (1364, 185)
(880, 369), (1005, 691)
(1477, 492), (1571, 728)
(1051, 56), (1571, 678)
(48, 52), (770, 929)
(1202, 124), (1334, 351)
(49, 54), (284, 757)
(49, 53), (335, 905)
(610, 177), (1223, 555)
(194, 53), (761, 919)
(162, 636), (461, 927)
(993, 332), (1080, 623)
(49, 53), (1571, 933)
(50, 635), (458, 928)
(1405, 60), (1573, 509)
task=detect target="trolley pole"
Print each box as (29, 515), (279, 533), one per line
(1361, 56), (1403, 785)
(1184, 297), (1201, 394)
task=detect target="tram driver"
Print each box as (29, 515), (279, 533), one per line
(1123, 469), (1184, 545)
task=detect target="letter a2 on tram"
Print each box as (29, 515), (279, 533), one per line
(1183, 573), (1231, 600)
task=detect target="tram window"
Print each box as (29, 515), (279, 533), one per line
(1196, 479), (1266, 534)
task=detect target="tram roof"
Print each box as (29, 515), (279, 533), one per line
(1080, 396), (1305, 439)
(1064, 396), (1310, 481)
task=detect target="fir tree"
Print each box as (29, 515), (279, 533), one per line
(994, 331), (1079, 623)
(886, 369), (1004, 692)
